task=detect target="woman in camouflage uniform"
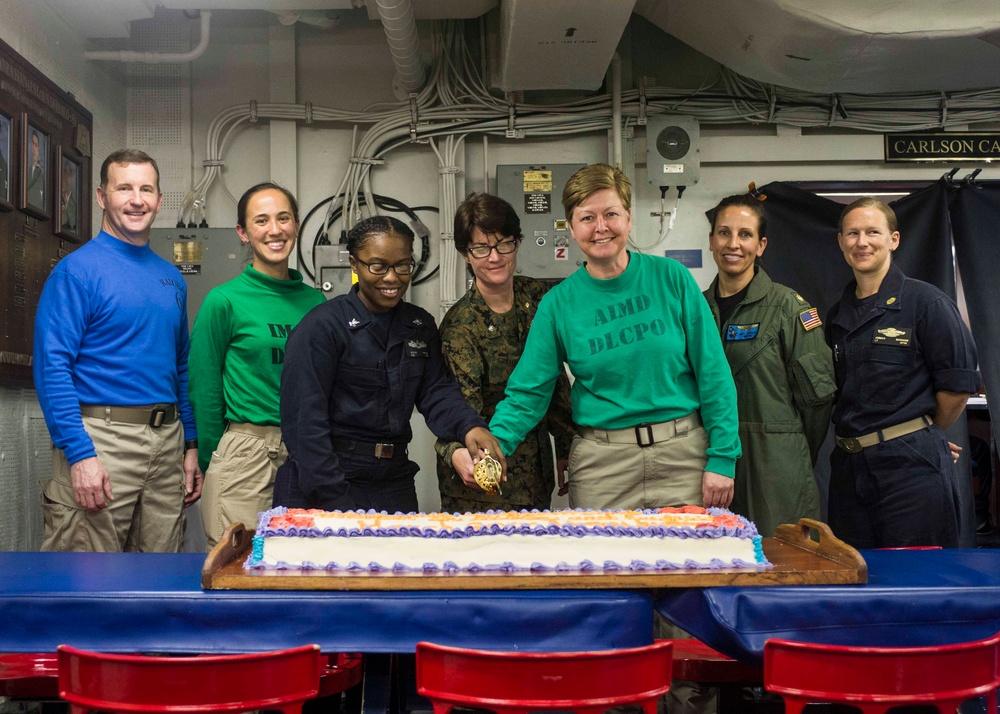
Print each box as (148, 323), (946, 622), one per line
(436, 193), (575, 513)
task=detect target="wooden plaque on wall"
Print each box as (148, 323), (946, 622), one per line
(0, 36), (93, 383)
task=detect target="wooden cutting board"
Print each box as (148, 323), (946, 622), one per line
(202, 518), (866, 591)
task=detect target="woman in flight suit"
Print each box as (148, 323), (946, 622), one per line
(273, 215), (504, 513)
(703, 194), (836, 539)
(827, 197), (980, 548)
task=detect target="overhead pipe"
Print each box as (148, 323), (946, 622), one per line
(374, 0), (427, 100)
(611, 53), (622, 168)
(85, 11), (211, 63)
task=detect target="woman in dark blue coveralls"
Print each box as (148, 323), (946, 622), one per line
(826, 197), (980, 548)
(274, 216), (505, 513)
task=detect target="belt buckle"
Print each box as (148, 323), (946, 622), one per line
(634, 423), (654, 448)
(149, 407), (167, 428)
(374, 443), (394, 459)
(839, 437), (863, 454)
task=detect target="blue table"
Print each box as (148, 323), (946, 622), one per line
(655, 548), (1000, 667)
(0, 552), (654, 654)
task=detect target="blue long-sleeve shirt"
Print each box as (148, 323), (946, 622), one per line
(33, 230), (196, 464)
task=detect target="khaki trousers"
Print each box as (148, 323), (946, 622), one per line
(567, 423), (709, 510)
(41, 416), (186, 552)
(201, 423), (286, 549)
(568, 420), (719, 713)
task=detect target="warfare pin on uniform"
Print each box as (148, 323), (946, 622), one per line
(873, 326), (911, 346)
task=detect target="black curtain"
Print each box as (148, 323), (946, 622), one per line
(758, 179), (956, 317)
(753, 179), (976, 546)
(752, 181), (849, 319)
(889, 179), (957, 299)
(948, 183), (1000, 469)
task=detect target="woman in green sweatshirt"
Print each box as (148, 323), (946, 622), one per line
(489, 164), (740, 512)
(189, 183), (325, 548)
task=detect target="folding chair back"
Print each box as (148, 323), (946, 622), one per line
(416, 640), (672, 714)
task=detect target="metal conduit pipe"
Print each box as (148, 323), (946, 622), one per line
(611, 53), (622, 168)
(85, 10), (211, 63)
(374, 0), (427, 100)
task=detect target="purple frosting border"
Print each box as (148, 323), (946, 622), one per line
(245, 555), (768, 573)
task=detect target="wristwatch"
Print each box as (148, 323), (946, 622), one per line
(184, 439), (198, 451)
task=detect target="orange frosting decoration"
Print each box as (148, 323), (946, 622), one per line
(265, 506), (748, 534)
(269, 511), (316, 529)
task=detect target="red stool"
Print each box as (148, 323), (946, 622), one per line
(58, 644), (323, 714)
(0, 653), (59, 700)
(318, 652), (363, 696)
(416, 640), (673, 714)
(669, 639), (763, 683)
(874, 546), (943, 550)
(667, 638), (765, 712)
(764, 633), (1000, 714)
(2, 650), (360, 706)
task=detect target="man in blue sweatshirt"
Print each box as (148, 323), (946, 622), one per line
(34, 149), (203, 552)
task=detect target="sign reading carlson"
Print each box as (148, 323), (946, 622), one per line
(885, 132), (1000, 162)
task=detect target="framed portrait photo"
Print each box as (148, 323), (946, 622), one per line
(56, 147), (82, 241)
(0, 110), (12, 211)
(20, 115), (50, 220)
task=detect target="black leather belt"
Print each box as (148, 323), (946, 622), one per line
(331, 438), (407, 460)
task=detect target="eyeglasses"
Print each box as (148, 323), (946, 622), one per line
(354, 257), (416, 276)
(467, 240), (518, 259)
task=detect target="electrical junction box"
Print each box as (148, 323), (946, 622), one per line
(314, 243), (354, 297)
(646, 115), (700, 186)
(149, 227), (246, 331)
(496, 163), (586, 281)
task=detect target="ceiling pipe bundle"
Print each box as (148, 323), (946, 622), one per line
(375, 0), (427, 100)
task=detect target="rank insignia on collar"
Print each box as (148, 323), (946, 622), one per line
(886, 296), (897, 305)
(412, 318), (423, 326)
(348, 318), (360, 328)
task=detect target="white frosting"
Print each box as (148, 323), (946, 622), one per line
(250, 508), (768, 572)
(258, 531), (759, 571)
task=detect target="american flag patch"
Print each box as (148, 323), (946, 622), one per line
(799, 308), (822, 331)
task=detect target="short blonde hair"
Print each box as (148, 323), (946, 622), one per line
(839, 197), (897, 233)
(562, 164), (632, 222)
